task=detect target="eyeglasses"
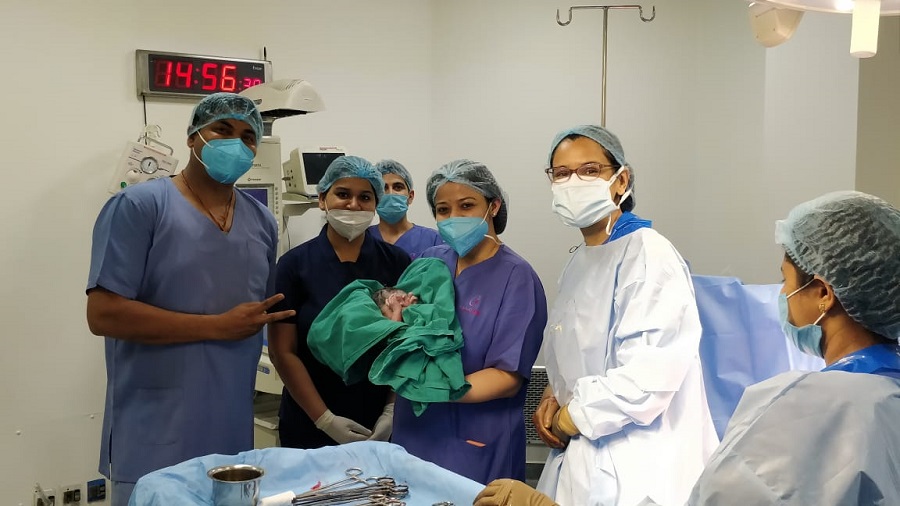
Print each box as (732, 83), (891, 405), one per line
(544, 162), (618, 183)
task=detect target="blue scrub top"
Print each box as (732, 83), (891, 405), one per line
(605, 211), (652, 244)
(272, 226), (411, 448)
(392, 244), (547, 484)
(823, 344), (900, 379)
(87, 177), (278, 483)
(367, 223), (444, 259)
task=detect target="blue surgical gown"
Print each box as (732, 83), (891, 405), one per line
(391, 244), (547, 484)
(272, 226), (411, 448)
(368, 223), (444, 259)
(87, 177), (278, 483)
(823, 343), (900, 377)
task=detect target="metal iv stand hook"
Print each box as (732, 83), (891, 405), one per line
(555, 4), (657, 127)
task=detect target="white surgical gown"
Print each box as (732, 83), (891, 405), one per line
(689, 371), (900, 505)
(538, 228), (718, 506)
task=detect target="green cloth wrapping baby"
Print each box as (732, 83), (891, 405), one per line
(308, 257), (470, 415)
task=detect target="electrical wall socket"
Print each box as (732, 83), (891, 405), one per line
(58, 484), (83, 505)
(33, 487), (55, 506)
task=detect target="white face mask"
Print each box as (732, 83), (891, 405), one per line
(326, 208), (375, 241)
(551, 167), (630, 230)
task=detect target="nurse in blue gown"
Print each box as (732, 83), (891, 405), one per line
(391, 159), (547, 485)
(368, 159), (443, 258)
(690, 191), (900, 505)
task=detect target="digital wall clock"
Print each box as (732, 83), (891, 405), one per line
(136, 49), (272, 98)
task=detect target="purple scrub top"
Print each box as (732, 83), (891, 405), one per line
(367, 224), (444, 259)
(392, 244), (547, 484)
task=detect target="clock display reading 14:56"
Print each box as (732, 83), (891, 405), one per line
(137, 50), (270, 97)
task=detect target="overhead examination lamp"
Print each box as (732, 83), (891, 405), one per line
(746, 0), (900, 57)
(240, 78), (325, 135)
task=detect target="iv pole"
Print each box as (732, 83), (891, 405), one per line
(557, 4), (656, 126)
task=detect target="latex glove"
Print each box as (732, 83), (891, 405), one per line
(533, 390), (566, 449)
(368, 402), (394, 441)
(474, 479), (558, 506)
(314, 409), (372, 444)
(550, 404), (579, 444)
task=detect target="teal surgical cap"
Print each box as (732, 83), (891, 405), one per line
(426, 159), (508, 234)
(375, 159), (414, 190)
(548, 125), (635, 212)
(187, 92), (263, 142)
(775, 191), (900, 339)
(317, 155), (385, 202)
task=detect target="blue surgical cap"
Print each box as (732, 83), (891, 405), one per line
(775, 191), (900, 339)
(187, 92), (264, 142)
(375, 159), (414, 190)
(317, 155), (385, 202)
(548, 125), (635, 212)
(426, 159), (508, 234)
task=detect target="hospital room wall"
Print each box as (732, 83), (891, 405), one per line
(430, 0), (858, 289)
(856, 17), (900, 207)
(0, 1), (435, 503)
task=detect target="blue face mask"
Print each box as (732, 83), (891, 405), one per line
(195, 134), (255, 184)
(438, 209), (490, 257)
(376, 194), (409, 224)
(778, 279), (827, 358)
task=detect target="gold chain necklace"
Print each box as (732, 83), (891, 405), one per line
(180, 172), (234, 232)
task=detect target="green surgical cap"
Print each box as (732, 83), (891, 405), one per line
(317, 155), (384, 202)
(548, 125), (635, 212)
(775, 191), (900, 338)
(375, 159), (414, 190)
(426, 159), (508, 234)
(187, 92), (263, 142)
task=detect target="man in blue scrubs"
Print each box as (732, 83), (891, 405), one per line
(86, 93), (295, 506)
(368, 159), (443, 258)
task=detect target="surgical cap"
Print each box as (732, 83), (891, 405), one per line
(775, 191), (900, 339)
(187, 92), (264, 142)
(548, 125), (636, 212)
(426, 159), (508, 234)
(317, 155), (385, 202)
(375, 159), (414, 191)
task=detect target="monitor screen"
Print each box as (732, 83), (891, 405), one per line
(237, 184), (274, 216)
(302, 152), (344, 186)
(243, 188), (269, 207)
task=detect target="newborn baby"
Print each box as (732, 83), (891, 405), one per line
(372, 287), (418, 322)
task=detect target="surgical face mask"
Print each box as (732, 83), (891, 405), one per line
(438, 208), (490, 257)
(551, 167), (630, 230)
(376, 194), (409, 224)
(325, 204), (375, 241)
(778, 279), (827, 358)
(193, 133), (255, 184)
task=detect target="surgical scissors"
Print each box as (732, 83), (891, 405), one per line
(291, 468), (409, 506)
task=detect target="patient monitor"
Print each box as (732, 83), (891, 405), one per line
(283, 146), (346, 196)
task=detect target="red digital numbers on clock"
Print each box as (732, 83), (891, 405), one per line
(147, 54), (267, 95)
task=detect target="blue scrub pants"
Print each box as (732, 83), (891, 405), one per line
(111, 481), (135, 506)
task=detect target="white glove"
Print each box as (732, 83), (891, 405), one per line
(368, 403), (394, 441)
(314, 409), (372, 444)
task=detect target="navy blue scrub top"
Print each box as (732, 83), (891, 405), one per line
(272, 225), (411, 448)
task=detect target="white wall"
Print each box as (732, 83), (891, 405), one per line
(430, 0), (858, 288)
(856, 17), (900, 207)
(0, 0), (863, 503)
